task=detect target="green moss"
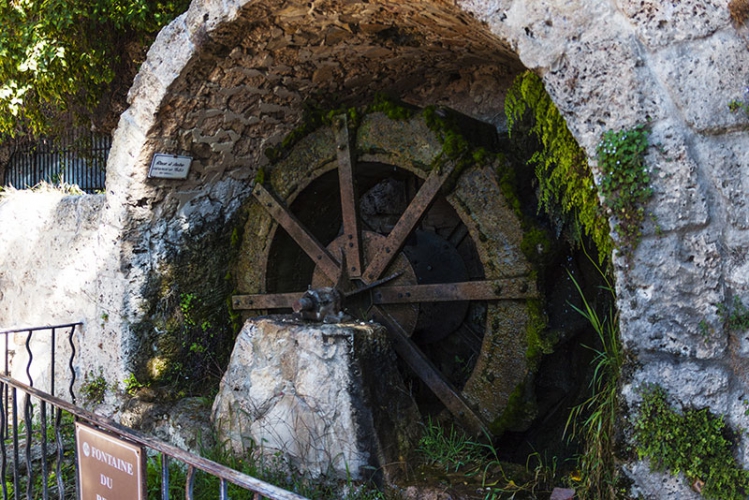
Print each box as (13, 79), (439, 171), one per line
(634, 385), (749, 500)
(131, 211), (246, 397)
(520, 226), (555, 269)
(524, 299), (554, 370)
(81, 368), (108, 406)
(254, 166), (265, 185)
(366, 92), (415, 120)
(505, 71), (612, 265)
(490, 382), (537, 435)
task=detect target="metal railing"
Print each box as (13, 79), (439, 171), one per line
(3, 130), (109, 194)
(0, 324), (308, 500)
(0, 323), (80, 402)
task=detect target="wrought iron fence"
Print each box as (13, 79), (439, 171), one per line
(3, 130), (110, 194)
(0, 323), (308, 500)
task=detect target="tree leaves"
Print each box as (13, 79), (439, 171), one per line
(0, 0), (190, 137)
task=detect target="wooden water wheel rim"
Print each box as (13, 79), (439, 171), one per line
(233, 113), (538, 435)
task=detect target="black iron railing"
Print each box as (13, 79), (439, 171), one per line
(3, 131), (109, 194)
(0, 323), (80, 402)
(0, 324), (308, 500)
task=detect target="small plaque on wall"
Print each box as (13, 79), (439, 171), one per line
(148, 154), (192, 179)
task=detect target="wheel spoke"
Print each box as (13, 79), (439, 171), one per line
(363, 161), (457, 282)
(371, 278), (538, 304)
(253, 183), (340, 283)
(334, 115), (363, 278)
(371, 305), (488, 436)
(232, 292), (299, 310)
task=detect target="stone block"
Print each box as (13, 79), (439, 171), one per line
(645, 120), (708, 232)
(651, 31), (749, 132)
(618, 231), (725, 359)
(616, 0), (728, 48)
(542, 34), (666, 150)
(212, 317), (421, 481)
(624, 461), (701, 500)
(623, 360), (730, 413)
(693, 131), (749, 229)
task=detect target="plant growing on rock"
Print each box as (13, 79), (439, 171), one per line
(596, 125), (653, 258)
(81, 368), (108, 405)
(633, 385), (749, 500)
(505, 70), (612, 265)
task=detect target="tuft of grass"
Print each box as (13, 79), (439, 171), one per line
(417, 417), (487, 472)
(564, 259), (623, 499)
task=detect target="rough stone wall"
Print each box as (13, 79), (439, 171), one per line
(458, 0), (749, 496)
(0, 190), (124, 396)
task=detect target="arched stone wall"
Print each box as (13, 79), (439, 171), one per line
(92, 0), (749, 496)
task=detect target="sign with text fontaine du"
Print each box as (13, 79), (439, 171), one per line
(75, 422), (145, 500)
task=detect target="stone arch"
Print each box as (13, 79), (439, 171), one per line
(105, 0), (532, 377)
(103, 0), (749, 497)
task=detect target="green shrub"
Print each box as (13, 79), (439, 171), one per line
(633, 385), (749, 500)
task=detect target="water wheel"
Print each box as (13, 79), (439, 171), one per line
(233, 109), (537, 434)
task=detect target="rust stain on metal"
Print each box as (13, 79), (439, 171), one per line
(252, 183), (340, 283)
(334, 115), (363, 278)
(371, 305), (489, 436)
(371, 278), (538, 304)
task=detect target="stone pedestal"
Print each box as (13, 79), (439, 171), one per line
(211, 316), (421, 482)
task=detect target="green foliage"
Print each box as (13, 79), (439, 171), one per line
(417, 417), (487, 472)
(524, 298), (554, 369)
(596, 125), (653, 257)
(728, 99), (749, 114)
(81, 368), (108, 405)
(483, 453), (561, 500)
(0, 0), (189, 137)
(505, 70), (612, 264)
(123, 372), (147, 396)
(718, 296), (749, 332)
(564, 260), (623, 499)
(367, 92), (415, 121)
(633, 385), (749, 500)
(146, 435), (385, 499)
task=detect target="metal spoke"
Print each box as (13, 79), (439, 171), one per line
(372, 278), (537, 304)
(370, 305), (488, 436)
(334, 115), (363, 278)
(253, 183), (340, 283)
(363, 161), (457, 282)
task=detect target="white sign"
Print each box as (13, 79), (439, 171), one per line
(148, 154), (192, 179)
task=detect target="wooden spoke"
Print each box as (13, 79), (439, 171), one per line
(371, 305), (488, 436)
(232, 292), (299, 310)
(363, 161), (457, 282)
(253, 183), (340, 283)
(371, 279), (538, 305)
(334, 115), (363, 278)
